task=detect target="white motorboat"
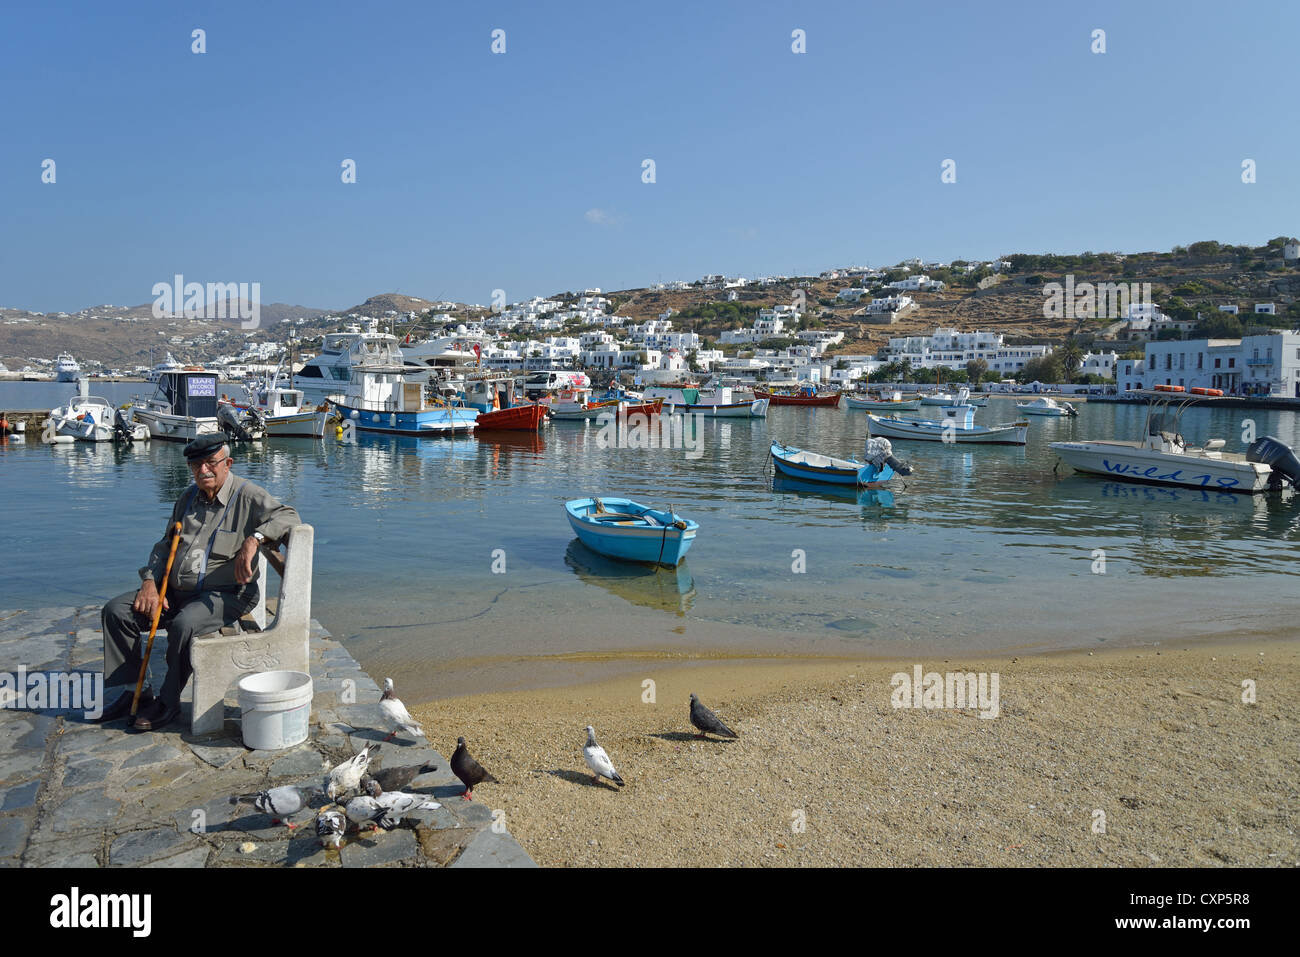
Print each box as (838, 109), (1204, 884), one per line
(295, 322), (406, 404)
(549, 387), (621, 421)
(54, 353), (81, 382)
(1017, 396), (1078, 417)
(866, 404), (1029, 445)
(845, 391), (923, 411)
(131, 370), (225, 442)
(1050, 391), (1300, 493)
(46, 380), (148, 442)
(643, 385), (768, 417)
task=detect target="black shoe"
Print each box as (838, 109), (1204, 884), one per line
(131, 698), (181, 732)
(98, 688), (152, 723)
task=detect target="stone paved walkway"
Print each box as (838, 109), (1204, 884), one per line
(0, 605), (535, 868)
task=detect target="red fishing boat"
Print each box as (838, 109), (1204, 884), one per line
(754, 387), (842, 407)
(475, 402), (546, 431)
(618, 397), (664, 418)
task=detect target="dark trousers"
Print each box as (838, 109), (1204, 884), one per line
(102, 588), (256, 709)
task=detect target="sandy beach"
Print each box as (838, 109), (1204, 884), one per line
(410, 639), (1299, 867)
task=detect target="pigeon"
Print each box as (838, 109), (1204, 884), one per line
(379, 677), (426, 741)
(368, 762), (439, 793)
(316, 809), (345, 849)
(450, 736), (498, 800)
(582, 725), (624, 787)
(689, 693), (738, 739)
(230, 785), (319, 829)
(346, 779), (439, 830)
(325, 742), (380, 801)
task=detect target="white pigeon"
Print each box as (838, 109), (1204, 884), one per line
(316, 809), (345, 849)
(325, 742), (380, 801)
(379, 677), (425, 741)
(230, 785), (319, 828)
(582, 725), (625, 787)
(345, 779), (439, 830)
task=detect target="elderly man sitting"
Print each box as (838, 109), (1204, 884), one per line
(98, 434), (302, 731)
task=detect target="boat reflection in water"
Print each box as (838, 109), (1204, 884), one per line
(771, 474), (897, 509)
(563, 540), (696, 616)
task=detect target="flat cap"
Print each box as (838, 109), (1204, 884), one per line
(183, 434), (228, 460)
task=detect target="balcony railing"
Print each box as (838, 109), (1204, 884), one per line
(1245, 357), (1273, 366)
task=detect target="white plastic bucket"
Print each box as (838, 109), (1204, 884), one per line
(237, 670), (313, 751)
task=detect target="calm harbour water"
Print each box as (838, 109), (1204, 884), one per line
(3, 380), (1299, 701)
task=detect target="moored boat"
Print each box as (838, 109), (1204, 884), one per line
(866, 405), (1029, 445)
(565, 497), (699, 567)
(328, 364), (477, 436)
(754, 387), (842, 407)
(476, 402), (547, 431)
(131, 370), (224, 442)
(1016, 396), (1078, 417)
(643, 385), (768, 417)
(770, 438), (911, 487)
(844, 391), (923, 411)
(1049, 390), (1300, 493)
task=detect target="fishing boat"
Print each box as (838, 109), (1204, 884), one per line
(476, 403), (546, 431)
(844, 391), (923, 411)
(564, 497), (699, 567)
(866, 404), (1029, 445)
(643, 385), (768, 417)
(131, 370), (225, 442)
(549, 387), (621, 421)
(328, 365), (477, 436)
(1016, 396), (1078, 417)
(754, 386), (842, 407)
(618, 397), (664, 418)
(1049, 390), (1300, 493)
(466, 375), (547, 431)
(225, 379), (330, 438)
(770, 438), (911, 487)
(919, 392), (957, 406)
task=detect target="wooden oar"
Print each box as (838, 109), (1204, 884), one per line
(131, 522), (182, 717)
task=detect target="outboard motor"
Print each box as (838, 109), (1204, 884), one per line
(113, 407), (140, 442)
(864, 436), (914, 476)
(1247, 436), (1300, 489)
(218, 403), (256, 442)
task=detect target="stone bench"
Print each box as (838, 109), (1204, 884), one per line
(190, 523), (314, 736)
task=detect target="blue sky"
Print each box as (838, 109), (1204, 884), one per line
(2, 0), (1297, 313)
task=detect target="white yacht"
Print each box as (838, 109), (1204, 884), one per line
(399, 329), (497, 383)
(54, 353), (81, 382)
(294, 323), (405, 404)
(145, 352), (185, 382)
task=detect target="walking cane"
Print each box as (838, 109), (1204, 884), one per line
(131, 522), (182, 717)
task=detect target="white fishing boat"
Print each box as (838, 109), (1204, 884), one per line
(54, 353), (81, 382)
(919, 391), (956, 406)
(643, 385), (768, 417)
(328, 364), (477, 436)
(1017, 396), (1078, 417)
(230, 375), (330, 438)
(1050, 391), (1300, 493)
(131, 370), (225, 442)
(866, 404), (1029, 445)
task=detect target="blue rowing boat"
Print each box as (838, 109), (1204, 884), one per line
(769, 439), (911, 487)
(564, 497), (699, 567)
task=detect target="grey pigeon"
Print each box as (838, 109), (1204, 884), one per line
(689, 693), (738, 739)
(344, 780), (388, 831)
(324, 742), (380, 801)
(316, 809), (345, 849)
(583, 725), (624, 787)
(231, 785), (319, 828)
(368, 762), (439, 793)
(450, 736), (498, 800)
(345, 779), (438, 830)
